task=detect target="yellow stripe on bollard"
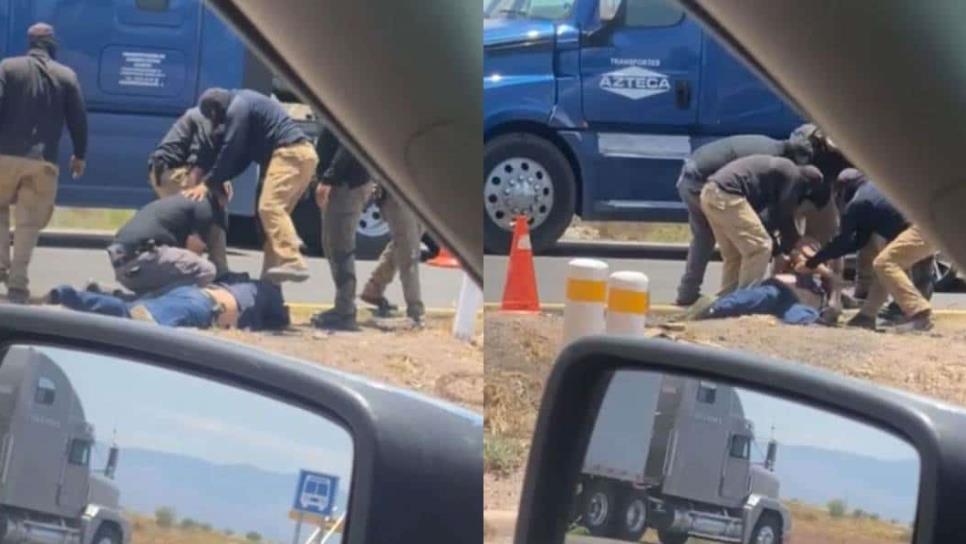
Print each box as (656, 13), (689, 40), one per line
(608, 288), (649, 314)
(566, 278), (607, 303)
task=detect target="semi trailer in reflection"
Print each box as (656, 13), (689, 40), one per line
(574, 372), (789, 544)
(0, 346), (128, 544)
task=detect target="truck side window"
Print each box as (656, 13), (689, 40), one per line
(730, 435), (751, 460)
(136, 0), (170, 11)
(696, 382), (717, 404)
(35, 377), (56, 405)
(624, 0), (684, 28)
(68, 439), (91, 466)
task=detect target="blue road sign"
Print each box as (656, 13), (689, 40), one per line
(292, 470), (339, 517)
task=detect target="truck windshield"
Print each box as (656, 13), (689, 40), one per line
(485, 0), (574, 20)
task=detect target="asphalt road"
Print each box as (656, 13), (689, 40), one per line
(484, 255), (966, 310)
(24, 245), (468, 308)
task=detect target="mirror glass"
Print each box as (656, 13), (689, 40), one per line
(566, 370), (919, 544)
(0, 344), (353, 544)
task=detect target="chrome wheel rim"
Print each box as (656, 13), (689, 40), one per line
(484, 157), (554, 231)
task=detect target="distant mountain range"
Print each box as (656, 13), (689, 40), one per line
(775, 444), (919, 523)
(109, 447), (349, 543)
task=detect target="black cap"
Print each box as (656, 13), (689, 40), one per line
(27, 22), (55, 40)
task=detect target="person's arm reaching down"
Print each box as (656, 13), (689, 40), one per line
(204, 100), (251, 187)
(805, 201), (866, 268)
(64, 71), (88, 178)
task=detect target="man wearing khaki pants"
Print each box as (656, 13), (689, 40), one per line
(186, 88), (318, 283)
(700, 155), (825, 295)
(0, 23), (87, 303)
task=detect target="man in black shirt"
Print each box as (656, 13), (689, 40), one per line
(107, 192), (227, 295)
(310, 125), (373, 331)
(0, 23), (87, 303)
(675, 132), (814, 305)
(700, 155), (825, 295)
(147, 107), (229, 276)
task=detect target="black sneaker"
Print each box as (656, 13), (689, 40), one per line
(893, 310), (934, 333)
(6, 287), (29, 305)
(264, 264), (310, 283)
(878, 302), (904, 322)
(675, 294), (700, 307)
(360, 293), (399, 318)
(846, 313), (877, 331)
(310, 309), (360, 332)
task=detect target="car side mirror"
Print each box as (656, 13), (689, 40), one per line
(514, 335), (966, 543)
(0, 307), (481, 544)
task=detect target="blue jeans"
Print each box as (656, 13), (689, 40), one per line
(52, 285), (216, 328)
(704, 279), (820, 325)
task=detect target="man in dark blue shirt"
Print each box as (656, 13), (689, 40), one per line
(185, 88), (318, 284)
(802, 169), (935, 331)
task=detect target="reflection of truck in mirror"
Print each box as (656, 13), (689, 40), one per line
(576, 371), (789, 544)
(0, 346), (128, 544)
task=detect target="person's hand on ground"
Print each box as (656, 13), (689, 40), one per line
(183, 183), (209, 202)
(70, 156), (85, 179)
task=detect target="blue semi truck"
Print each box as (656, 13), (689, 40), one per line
(0, 0), (390, 255)
(483, 0), (804, 253)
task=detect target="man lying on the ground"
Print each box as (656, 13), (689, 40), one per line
(46, 273), (289, 330)
(696, 238), (841, 326)
(108, 187), (229, 295)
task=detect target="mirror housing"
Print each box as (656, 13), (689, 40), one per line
(0, 306), (481, 544)
(514, 335), (966, 543)
(764, 439), (777, 472)
(105, 444), (119, 480)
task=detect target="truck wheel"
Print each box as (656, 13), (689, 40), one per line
(934, 255), (960, 292)
(616, 490), (649, 541)
(484, 133), (576, 254)
(581, 479), (621, 537)
(92, 524), (122, 544)
(750, 514), (782, 544)
(657, 529), (689, 544)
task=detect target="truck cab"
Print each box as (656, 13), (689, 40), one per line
(577, 372), (790, 543)
(483, 0), (803, 252)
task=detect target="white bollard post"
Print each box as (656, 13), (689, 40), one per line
(606, 271), (650, 335)
(563, 259), (609, 344)
(452, 271), (483, 341)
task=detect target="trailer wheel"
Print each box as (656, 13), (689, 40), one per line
(581, 479), (620, 537)
(616, 490), (649, 541)
(92, 523), (122, 544)
(750, 514), (782, 544)
(484, 133), (576, 254)
(657, 529), (689, 544)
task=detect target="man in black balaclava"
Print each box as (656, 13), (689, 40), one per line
(0, 23), (87, 303)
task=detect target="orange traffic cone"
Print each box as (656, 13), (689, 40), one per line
(501, 216), (540, 313)
(428, 246), (461, 268)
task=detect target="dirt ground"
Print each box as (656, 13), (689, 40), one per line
(484, 309), (966, 519)
(563, 218), (690, 244)
(203, 314), (484, 413)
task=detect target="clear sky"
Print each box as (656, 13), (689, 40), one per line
(738, 387), (919, 463)
(37, 345), (354, 483)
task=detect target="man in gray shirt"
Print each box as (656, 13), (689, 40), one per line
(0, 23), (87, 303)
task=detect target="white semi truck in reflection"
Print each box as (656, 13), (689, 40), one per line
(576, 372), (790, 544)
(0, 346), (129, 544)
